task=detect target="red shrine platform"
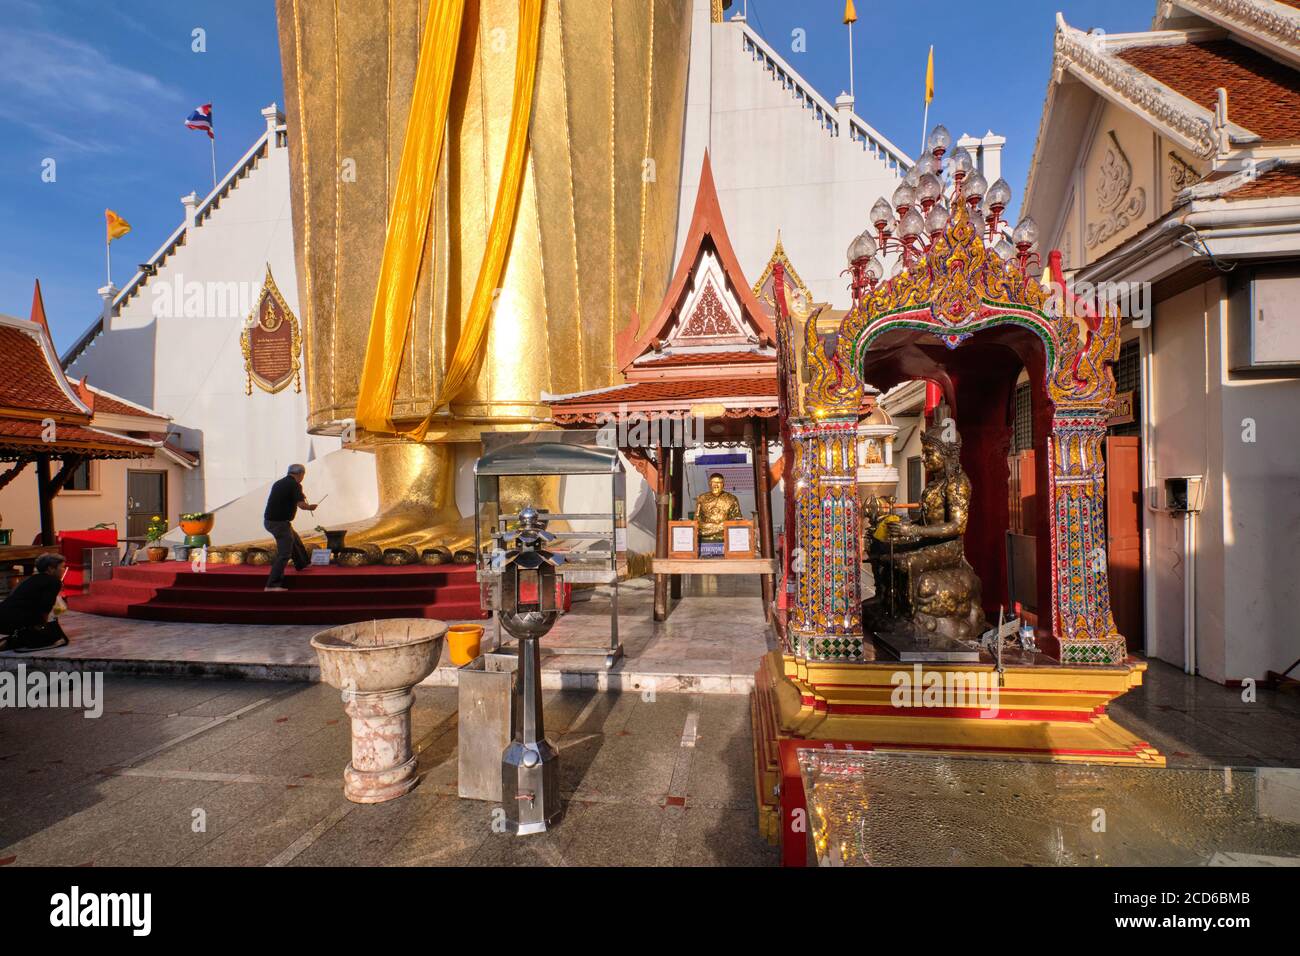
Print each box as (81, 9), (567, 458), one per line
(66, 562), (488, 625)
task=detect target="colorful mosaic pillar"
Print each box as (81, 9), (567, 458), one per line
(1048, 409), (1126, 665)
(789, 416), (864, 662)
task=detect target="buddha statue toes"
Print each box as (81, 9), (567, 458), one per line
(868, 417), (986, 647)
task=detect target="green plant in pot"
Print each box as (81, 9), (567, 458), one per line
(144, 515), (170, 562)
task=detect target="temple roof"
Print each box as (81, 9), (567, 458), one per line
(547, 376), (778, 424)
(549, 152), (779, 426)
(0, 286), (157, 461)
(1115, 38), (1300, 141)
(614, 151), (776, 371)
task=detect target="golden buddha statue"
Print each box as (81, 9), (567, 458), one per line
(695, 473), (742, 543)
(272, 0), (693, 550)
(869, 414), (985, 645)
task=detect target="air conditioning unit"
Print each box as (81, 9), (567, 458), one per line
(1229, 264), (1300, 373)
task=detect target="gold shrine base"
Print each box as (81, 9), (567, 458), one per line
(751, 649), (1165, 860)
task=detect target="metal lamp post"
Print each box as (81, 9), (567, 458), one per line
(497, 507), (564, 834)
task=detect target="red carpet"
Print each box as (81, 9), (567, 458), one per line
(66, 561), (489, 625)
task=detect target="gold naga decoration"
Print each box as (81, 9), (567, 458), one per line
(803, 300), (862, 418)
(241, 265), (303, 395)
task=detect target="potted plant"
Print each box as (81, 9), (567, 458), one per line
(144, 515), (170, 562)
(316, 524), (347, 552)
(179, 512), (215, 536)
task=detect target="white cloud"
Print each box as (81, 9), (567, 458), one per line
(0, 27), (182, 153)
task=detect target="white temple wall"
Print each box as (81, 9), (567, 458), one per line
(68, 122), (339, 515)
(678, 7), (910, 309)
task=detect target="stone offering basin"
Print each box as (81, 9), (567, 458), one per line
(311, 619), (448, 803)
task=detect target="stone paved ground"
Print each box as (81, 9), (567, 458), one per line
(0, 677), (777, 867)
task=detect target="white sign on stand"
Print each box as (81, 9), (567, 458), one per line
(310, 548), (332, 566)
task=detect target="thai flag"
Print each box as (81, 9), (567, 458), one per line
(185, 104), (214, 139)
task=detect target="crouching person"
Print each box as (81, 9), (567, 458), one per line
(0, 553), (70, 652)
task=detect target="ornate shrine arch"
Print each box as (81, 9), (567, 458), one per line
(795, 202), (1128, 665)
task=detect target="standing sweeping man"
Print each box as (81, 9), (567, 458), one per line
(264, 464), (318, 591)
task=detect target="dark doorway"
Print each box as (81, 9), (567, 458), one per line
(126, 470), (166, 539)
(1105, 436), (1144, 652)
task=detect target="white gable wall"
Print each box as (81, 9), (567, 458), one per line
(68, 125), (341, 514)
(678, 6), (912, 308)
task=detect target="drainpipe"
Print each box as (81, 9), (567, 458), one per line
(1183, 509), (1198, 676)
(1140, 323), (1158, 658)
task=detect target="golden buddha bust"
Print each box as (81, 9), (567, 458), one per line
(695, 473), (742, 543)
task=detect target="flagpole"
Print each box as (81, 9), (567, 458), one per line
(105, 235), (111, 287)
(848, 21), (855, 102)
(209, 137), (217, 191)
(920, 100), (930, 155)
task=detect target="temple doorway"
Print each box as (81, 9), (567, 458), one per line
(859, 323), (1053, 626)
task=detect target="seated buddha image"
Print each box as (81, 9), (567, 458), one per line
(695, 472), (742, 543)
(867, 414), (986, 646)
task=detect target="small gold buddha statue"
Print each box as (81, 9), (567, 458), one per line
(695, 472), (742, 543)
(868, 413), (986, 645)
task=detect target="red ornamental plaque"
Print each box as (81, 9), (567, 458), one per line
(241, 266), (302, 394)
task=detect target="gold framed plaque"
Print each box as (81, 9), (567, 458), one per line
(668, 520), (697, 559)
(723, 519), (755, 559)
(241, 265), (303, 395)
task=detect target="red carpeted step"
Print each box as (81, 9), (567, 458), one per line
(78, 578), (481, 608)
(66, 561), (489, 624)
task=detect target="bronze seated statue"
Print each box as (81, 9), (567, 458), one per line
(866, 415), (986, 647)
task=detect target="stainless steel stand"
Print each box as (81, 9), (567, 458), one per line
(501, 633), (561, 834)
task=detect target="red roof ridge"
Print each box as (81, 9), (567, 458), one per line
(30, 278), (50, 334)
(618, 151), (775, 370)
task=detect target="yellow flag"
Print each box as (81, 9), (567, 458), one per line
(924, 45), (935, 105)
(843, 0), (857, 25)
(105, 209), (131, 243)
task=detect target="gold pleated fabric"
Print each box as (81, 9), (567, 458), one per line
(356, 0), (542, 440)
(412, 0), (542, 441)
(275, 0), (692, 438)
(355, 0), (466, 435)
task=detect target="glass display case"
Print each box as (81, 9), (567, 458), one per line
(474, 441), (626, 667)
(799, 749), (1300, 866)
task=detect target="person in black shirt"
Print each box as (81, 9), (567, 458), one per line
(263, 464), (318, 590)
(0, 553), (70, 651)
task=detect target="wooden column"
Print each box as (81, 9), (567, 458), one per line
(750, 419), (775, 620)
(35, 454), (55, 546)
(653, 444), (670, 621)
(670, 445), (684, 600)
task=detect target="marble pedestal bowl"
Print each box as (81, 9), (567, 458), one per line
(311, 619), (447, 803)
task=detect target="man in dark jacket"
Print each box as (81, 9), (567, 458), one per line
(264, 464), (318, 591)
(0, 553), (69, 651)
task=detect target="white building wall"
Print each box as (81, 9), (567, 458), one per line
(68, 117), (340, 514)
(677, 7), (912, 308)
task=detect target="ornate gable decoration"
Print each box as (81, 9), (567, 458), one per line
(241, 265), (302, 395)
(1087, 131), (1147, 248)
(616, 151), (775, 369)
(1051, 16), (1217, 159)
(668, 249), (749, 347)
(753, 234), (814, 321)
(840, 201), (1052, 365)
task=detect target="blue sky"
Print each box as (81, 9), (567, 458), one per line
(0, 0), (1152, 351)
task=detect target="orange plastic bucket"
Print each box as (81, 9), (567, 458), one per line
(447, 623), (484, 666)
